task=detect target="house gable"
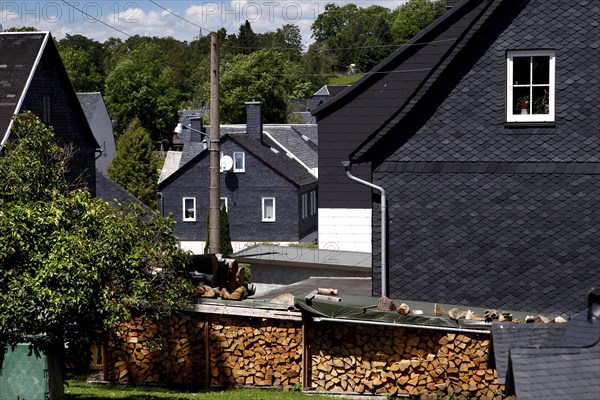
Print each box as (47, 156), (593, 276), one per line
(159, 135), (316, 243)
(360, 0), (600, 315)
(313, 0), (493, 212)
(1, 31), (99, 193)
(352, 0), (600, 164)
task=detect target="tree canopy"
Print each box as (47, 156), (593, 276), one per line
(104, 43), (182, 143)
(0, 112), (194, 348)
(108, 118), (159, 208)
(219, 50), (312, 123)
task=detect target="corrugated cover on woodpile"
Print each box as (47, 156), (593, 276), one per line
(295, 294), (491, 330)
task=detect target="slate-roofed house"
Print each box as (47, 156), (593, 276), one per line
(158, 102), (318, 254)
(77, 92), (116, 175)
(315, 0), (600, 315)
(489, 288), (600, 399)
(0, 31), (99, 193)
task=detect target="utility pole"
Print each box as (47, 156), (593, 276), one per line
(209, 32), (220, 254)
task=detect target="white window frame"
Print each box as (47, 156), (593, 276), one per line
(310, 191), (317, 215)
(262, 197), (276, 222)
(506, 50), (555, 123)
(233, 152), (245, 172)
(182, 197), (196, 222)
(220, 197), (228, 212)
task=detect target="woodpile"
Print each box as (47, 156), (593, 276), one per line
(194, 256), (256, 300)
(208, 316), (302, 387)
(106, 314), (302, 389)
(107, 315), (207, 385)
(308, 322), (505, 399)
(104, 311), (512, 398)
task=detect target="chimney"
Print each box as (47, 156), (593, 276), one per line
(190, 117), (204, 143)
(245, 101), (263, 143)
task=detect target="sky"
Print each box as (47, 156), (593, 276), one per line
(0, 0), (408, 48)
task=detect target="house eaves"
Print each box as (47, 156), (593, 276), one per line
(229, 133), (317, 188)
(0, 31), (100, 151)
(350, 0), (505, 163)
(0, 31), (49, 148)
(310, 0), (480, 119)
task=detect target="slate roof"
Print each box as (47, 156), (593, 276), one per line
(263, 125), (318, 169)
(76, 92), (101, 122)
(229, 133), (316, 187)
(0, 32), (48, 146)
(95, 171), (146, 209)
(352, 0), (600, 163)
(158, 150), (182, 184)
(0, 31), (99, 151)
(313, 84), (349, 98)
(490, 289), (600, 399)
(160, 130), (317, 190)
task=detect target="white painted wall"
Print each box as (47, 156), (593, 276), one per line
(318, 208), (372, 253)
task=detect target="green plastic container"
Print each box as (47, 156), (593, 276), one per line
(0, 343), (64, 400)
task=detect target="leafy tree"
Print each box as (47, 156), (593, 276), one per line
(59, 47), (104, 92)
(310, 4), (397, 72)
(108, 118), (159, 208)
(3, 26), (38, 32)
(391, 0), (446, 43)
(0, 112), (194, 349)
(220, 50), (312, 123)
(260, 24), (304, 62)
(104, 43), (181, 143)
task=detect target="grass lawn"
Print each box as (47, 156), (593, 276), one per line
(328, 74), (365, 85)
(64, 380), (351, 400)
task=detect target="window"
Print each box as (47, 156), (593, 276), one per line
(507, 51), (555, 122)
(302, 194), (308, 219)
(310, 191), (317, 215)
(182, 197), (196, 221)
(220, 197), (228, 212)
(233, 152), (245, 172)
(42, 95), (51, 124)
(262, 197), (275, 222)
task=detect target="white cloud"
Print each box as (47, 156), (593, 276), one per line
(0, 1), (409, 43)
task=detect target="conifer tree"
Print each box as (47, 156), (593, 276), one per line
(204, 206), (234, 255)
(108, 118), (158, 208)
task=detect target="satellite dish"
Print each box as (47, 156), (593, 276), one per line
(220, 155), (233, 172)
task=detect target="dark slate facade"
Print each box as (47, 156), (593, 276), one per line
(0, 32), (98, 193)
(158, 105), (317, 250)
(343, 0), (600, 315)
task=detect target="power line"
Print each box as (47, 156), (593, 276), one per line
(60, 0), (131, 38)
(222, 37), (456, 52)
(148, 0), (211, 34)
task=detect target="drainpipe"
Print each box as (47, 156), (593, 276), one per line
(341, 161), (388, 298)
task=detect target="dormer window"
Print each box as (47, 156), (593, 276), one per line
(233, 152), (245, 172)
(506, 51), (555, 122)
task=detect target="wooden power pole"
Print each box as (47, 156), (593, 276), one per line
(209, 32), (220, 254)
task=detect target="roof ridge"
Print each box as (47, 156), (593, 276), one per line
(350, 0), (502, 162)
(311, 0), (479, 118)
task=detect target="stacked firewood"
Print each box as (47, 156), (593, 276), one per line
(107, 315), (207, 385)
(208, 316), (302, 387)
(309, 322), (505, 399)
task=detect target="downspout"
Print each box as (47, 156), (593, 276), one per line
(341, 161), (388, 298)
